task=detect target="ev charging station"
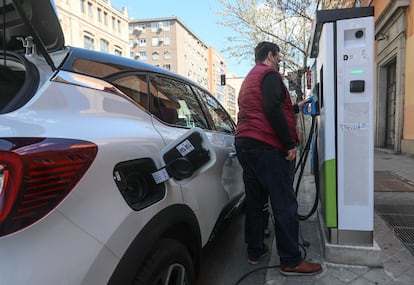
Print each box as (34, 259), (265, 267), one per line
(309, 7), (377, 252)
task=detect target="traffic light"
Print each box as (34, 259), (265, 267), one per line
(220, 74), (226, 86)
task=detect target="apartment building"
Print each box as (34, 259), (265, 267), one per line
(225, 73), (244, 122)
(55, 0), (129, 57)
(208, 47), (227, 105)
(129, 17), (210, 90)
(224, 78), (237, 121)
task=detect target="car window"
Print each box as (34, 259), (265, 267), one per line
(149, 75), (209, 129)
(193, 87), (235, 134)
(110, 74), (148, 110)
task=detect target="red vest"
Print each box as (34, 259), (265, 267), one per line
(236, 63), (298, 151)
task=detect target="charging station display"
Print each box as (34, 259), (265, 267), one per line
(309, 7), (374, 246)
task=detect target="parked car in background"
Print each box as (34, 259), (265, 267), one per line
(0, 1), (244, 284)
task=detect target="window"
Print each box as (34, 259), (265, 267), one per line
(138, 38), (147, 47)
(149, 76), (209, 128)
(194, 87), (235, 133)
(114, 47), (122, 56)
(104, 12), (108, 25)
(152, 52), (160, 60)
(139, 51), (147, 59)
(110, 74), (149, 110)
(97, 8), (102, 22)
(133, 24), (146, 33)
(163, 36), (171, 45)
(117, 20), (121, 32)
(162, 21), (170, 31)
(151, 22), (159, 32)
(163, 64), (171, 70)
(152, 37), (159, 46)
(80, 0), (85, 13)
(87, 2), (93, 17)
(164, 51), (171, 59)
(83, 34), (94, 50)
(100, 39), (109, 53)
(112, 17), (116, 30)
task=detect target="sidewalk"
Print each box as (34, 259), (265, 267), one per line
(264, 149), (414, 284)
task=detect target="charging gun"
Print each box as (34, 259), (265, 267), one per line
(302, 95), (319, 116)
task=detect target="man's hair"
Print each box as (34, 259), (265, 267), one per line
(254, 41), (280, 62)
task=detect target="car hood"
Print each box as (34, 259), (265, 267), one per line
(0, 0), (64, 52)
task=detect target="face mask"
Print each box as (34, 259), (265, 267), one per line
(270, 56), (279, 70)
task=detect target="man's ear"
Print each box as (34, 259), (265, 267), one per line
(267, 51), (273, 59)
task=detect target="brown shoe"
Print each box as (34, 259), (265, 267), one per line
(280, 260), (322, 276)
(247, 245), (269, 265)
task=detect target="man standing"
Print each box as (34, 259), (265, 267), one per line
(235, 41), (322, 276)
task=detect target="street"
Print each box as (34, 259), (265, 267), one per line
(197, 209), (274, 285)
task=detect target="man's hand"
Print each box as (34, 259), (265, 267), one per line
(297, 98), (311, 110)
(286, 147), (297, 161)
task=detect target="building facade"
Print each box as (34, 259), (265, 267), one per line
(225, 73), (244, 122)
(129, 17), (210, 90)
(208, 47), (227, 107)
(368, 0), (413, 154)
(55, 0), (130, 57)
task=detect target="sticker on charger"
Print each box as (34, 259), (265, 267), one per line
(176, 139), (195, 156)
(152, 167), (170, 184)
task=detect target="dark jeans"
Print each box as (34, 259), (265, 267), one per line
(263, 157), (296, 231)
(236, 144), (302, 267)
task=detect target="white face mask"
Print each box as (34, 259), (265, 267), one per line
(273, 58), (280, 71)
(269, 53), (280, 70)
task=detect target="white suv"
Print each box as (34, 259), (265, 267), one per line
(0, 1), (244, 284)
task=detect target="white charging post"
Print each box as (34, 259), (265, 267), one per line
(309, 7), (378, 256)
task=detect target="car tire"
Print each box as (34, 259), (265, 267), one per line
(134, 238), (196, 285)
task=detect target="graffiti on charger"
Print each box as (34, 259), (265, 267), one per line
(339, 122), (369, 132)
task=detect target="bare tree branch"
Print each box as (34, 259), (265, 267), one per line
(216, 0), (346, 99)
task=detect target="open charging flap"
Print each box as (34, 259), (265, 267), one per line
(152, 127), (216, 185)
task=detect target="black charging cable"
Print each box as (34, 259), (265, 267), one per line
(233, 243), (308, 285)
(294, 115), (320, 221)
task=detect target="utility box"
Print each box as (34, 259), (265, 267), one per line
(310, 7), (375, 247)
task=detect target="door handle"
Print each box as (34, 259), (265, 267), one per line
(229, 152), (237, 158)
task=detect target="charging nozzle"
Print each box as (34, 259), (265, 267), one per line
(302, 95), (320, 116)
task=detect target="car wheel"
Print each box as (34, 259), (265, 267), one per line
(134, 238), (196, 285)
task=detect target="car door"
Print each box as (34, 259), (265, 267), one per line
(192, 86), (244, 202)
(147, 74), (243, 244)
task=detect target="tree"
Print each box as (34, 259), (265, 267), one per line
(215, 0), (359, 100)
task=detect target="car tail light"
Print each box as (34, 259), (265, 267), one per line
(0, 138), (97, 237)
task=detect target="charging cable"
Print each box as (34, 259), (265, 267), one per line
(233, 242), (308, 285)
